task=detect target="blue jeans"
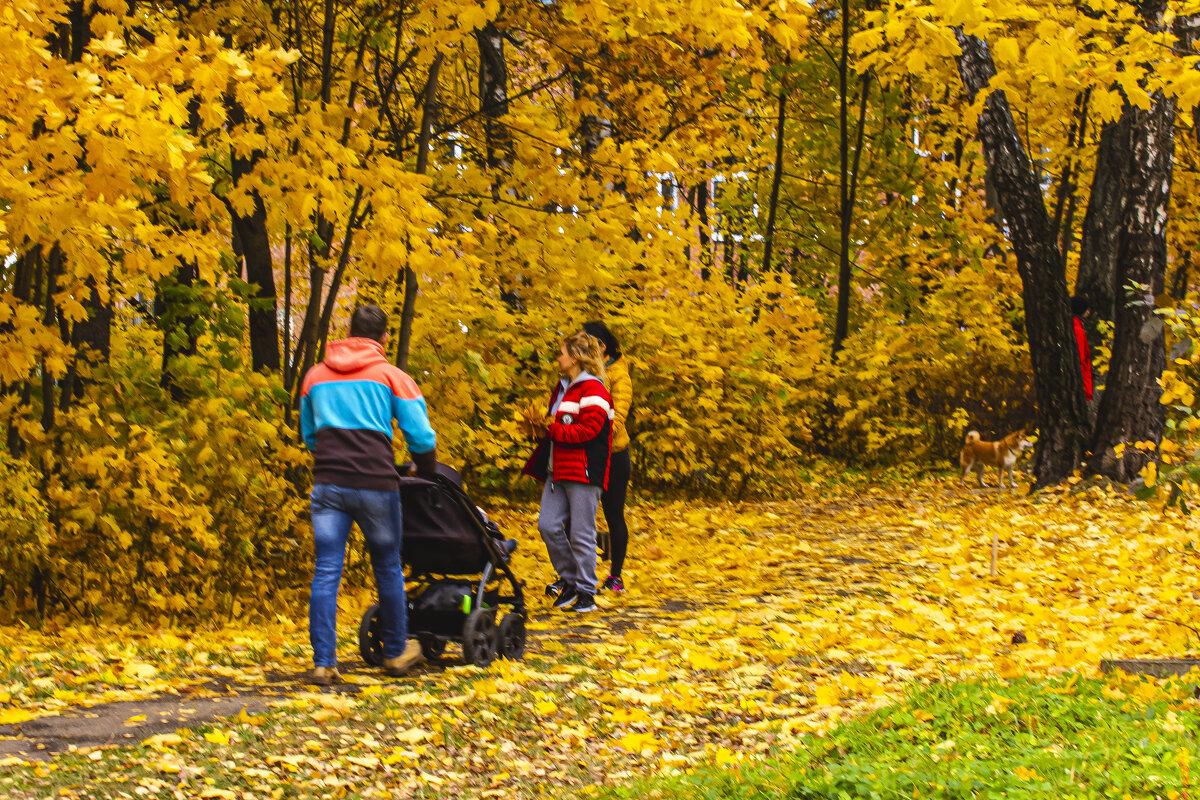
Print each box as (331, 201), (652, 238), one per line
(309, 484), (408, 667)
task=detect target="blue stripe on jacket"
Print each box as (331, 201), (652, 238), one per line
(301, 380), (437, 454)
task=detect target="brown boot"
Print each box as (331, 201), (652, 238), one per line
(383, 640), (425, 677)
(310, 666), (341, 686)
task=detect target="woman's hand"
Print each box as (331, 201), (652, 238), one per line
(517, 400), (551, 440)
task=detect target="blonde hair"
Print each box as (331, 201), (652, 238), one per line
(564, 330), (607, 384)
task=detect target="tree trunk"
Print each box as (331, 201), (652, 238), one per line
(954, 30), (1089, 488)
(62, 276), (113, 407)
(697, 178), (711, 282)
(761, 87), (787, 274)
(316, 187), (366, 357)
(834, 72), (871, 356)
(1170, 251), (1189, 301)
(1075, 116), (1126, 332)
(229, 102), (281, 374)
(1052, 90), (1090, 272)
(319, 0), (336, 105)
(57, 0), (109, 406)
(1084, 91), (1174, 482)
(396, 53), (442, 372)
(477, 22), (512, 169)
(40, 246), (63, 433)
(289, 0), (347, 396)
(833, 0), (852, 356)
(289, 259), (326, 399)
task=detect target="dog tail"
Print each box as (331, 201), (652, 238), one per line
(964, 430), (981, 445)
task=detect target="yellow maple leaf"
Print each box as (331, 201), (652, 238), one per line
(615, 731), (659, 753)
(0, 709), (34, 725)
(813, 684), (841, 706)
(203, 729), (230, 745)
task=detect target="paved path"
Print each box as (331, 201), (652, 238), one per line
(0, 684), (278, 761)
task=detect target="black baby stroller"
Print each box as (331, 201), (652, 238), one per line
(358, 463), (527, 667)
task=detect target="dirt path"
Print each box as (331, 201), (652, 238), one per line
(0, 684), (278, 761)
(0, 498), (915, 763)
(0, 601), (662, 761)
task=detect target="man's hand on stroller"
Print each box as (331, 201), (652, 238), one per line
(410, 449), (440, 480)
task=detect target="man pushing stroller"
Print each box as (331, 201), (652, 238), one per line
(300, 304), (436, 685)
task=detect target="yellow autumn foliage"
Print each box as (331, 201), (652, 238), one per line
(3, 0), (1199, 623)
(2, 324), (309, 622)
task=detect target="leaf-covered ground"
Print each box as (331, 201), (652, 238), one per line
(2, 478), (1198, 798)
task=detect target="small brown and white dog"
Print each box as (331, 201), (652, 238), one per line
(959, 429), (1031, 488)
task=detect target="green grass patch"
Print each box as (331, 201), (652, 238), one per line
(617, 673), (1200, 799)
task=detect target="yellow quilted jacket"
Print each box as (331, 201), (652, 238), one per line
(607, 356), (632, 452)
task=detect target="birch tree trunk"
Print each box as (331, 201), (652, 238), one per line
(1075, 117), (1126, 333)
(1084, 92), (1174, 481)
(954, 30), (1090, 488)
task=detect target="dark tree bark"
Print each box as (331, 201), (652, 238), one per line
(833, 72), (871, 356)
(62, 276), (113, 406)
(4, 247), (39, 455)
(1077, 1), (1191, 481)
(54, 0), (110, 408)
(573, 50), (613, 162)
(760, 87), (787, 275)
(229, 103), (281, 374)
(577, 66), (612, 159)
(288, 2), (358, 395)
(477, 22), (512, 169)
(697, 178), (711, 282)
(1052, 90), (1090, 271)
(954, 30), (1090, 488)
(319, 0), (336, 105)
(40, 246), (63, 434)
(290, 259), (324, 398)
(1170, 251), (1190, 301)
(396, 54), (443, 372)
(1075, 117), (1126, 332)
(316, 186), (366, 358)
(833, 0), (853, 356)
(1084, 91), (1174, 481)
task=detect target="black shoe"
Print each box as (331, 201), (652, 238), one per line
(599, 575), (624, 593)
(496, 539), (517, 560)
(572, 592), (596, 613)
(553, 588), (579, 609)
(545, 579), (566, 598)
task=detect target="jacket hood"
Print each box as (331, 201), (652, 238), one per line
(570, 369), (601, 387)
(325, 337), (387, 373)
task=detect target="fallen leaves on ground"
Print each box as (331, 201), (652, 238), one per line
(1, 478), (1198, 798)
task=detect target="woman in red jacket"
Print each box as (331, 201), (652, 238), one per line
(1071, 295), (1093, 402)
(523, 330), (613, 613)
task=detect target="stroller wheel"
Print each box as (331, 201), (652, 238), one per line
(358, 604), (384, 667)
(462, 609), (498, 667)
(417, 634), (446, 660)
(498, 613), (527, 660)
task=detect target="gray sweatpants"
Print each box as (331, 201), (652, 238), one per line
(538, 480), (601, 596)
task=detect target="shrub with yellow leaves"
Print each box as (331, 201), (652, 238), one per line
(406, 265), (826, 499)
(821, 257), (1034, 467)
(2, 322), (308, 622)
(1138, 302), (1200, 510)
(0, 451), (51, 606)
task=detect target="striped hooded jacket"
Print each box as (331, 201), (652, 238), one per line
(523, 372), (613, 489)
(300, 337), (437, 491)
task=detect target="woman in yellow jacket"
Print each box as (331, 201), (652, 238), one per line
(583, 321), (632, 593)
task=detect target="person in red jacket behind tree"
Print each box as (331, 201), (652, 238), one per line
(523, 330), (613, 614)
(1071, 295), (1093, 403)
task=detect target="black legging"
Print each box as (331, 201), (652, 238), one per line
(602, 448), (631, 577)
